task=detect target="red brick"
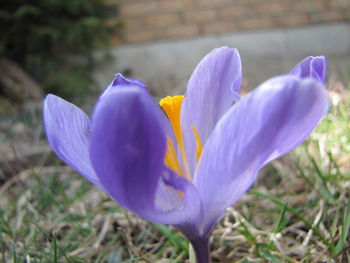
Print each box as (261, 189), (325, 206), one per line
(143, 14), (179, 29)
(254, 2), (291, 15)
(239, 17), (274, 30)
(345, 8), (350, 19)
(159, 25), (200, 39)
(123, 18), (143, 31)
(291, 0), (325, 12)
(195, 0), (227, 8)
(119, 2), (157, 17)
(185, 9), (217, 23)
(124, 30), (156, 43)
(234, 0), (262, 5)
(203, 21), (237, 34)
(111, 35), (124, 46)
(107, 0), (350, 44)
(219, 6), (250, 20)
(320, 10), (346, 22)
(275, 14), (309, 27)
(159, 0), (195, 11)
(329, 0), (350, 9)
(158, 0), (182, 11)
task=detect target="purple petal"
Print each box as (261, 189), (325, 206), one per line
(100, 73), (147, 99)
(193, 76), (328, 233)
(181, 47), (242, 173)
(290, 56), (326, 83)
(43, 94), (103, 188)
(90, 87), (202, 225)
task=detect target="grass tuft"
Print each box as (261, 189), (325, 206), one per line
(1, 83), (350, 262)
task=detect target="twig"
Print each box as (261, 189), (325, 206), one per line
(117, 227), (153, 263)
(302, 201), (324, 247)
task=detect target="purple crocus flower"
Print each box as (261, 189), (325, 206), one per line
(44, 47), (328, 263)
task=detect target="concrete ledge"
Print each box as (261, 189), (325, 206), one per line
(94, 22), (350, 94)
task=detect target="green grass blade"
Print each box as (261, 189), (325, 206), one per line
(250, 190), (335, 251)
(0, 228), (6, 263)
(259, 250), (283, 263)
(274, 203), (287, 233)
(152, 224), (188, 251)
(335, 199), (350, 255)
(237, 218), (256, 242)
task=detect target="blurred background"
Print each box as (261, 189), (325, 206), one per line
(97, 0), (350, 96)
(1, 0), (349, 105)
(1, 0), (350, 262)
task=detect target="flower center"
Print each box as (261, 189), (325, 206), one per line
(159, 95), (203, 181)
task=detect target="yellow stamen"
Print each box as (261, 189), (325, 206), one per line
(191, 125), (203, 162)
(159, 95), (191, 181)
(164, 139), (184, 198)
(159, 96), (184, 141)
(164, 136), (183, 176)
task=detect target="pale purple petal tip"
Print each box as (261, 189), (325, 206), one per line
(112, 73), (147, 88)
(100, 73), (147, 99)
(290, 56), (326, 83)
(43, 94), (103, 189)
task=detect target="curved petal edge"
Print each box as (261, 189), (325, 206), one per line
(181, 47), (242, 173)
(90, 87), (202, 225)
(193, 75), (329, 233)
(290, 56), (327, 83)
(43, 94), (103, 188)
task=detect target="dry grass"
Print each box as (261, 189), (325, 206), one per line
(1, 84), (350, 263)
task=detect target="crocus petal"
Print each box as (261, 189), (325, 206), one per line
(290, 56), (326, 83)
(100, 73), (147, 99)
(181, 47), (242, 172)
(90, 87), (202, 225)
(193, 76), (328, 234)
(43, 94), (103, 188)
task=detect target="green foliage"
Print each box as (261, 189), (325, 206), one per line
(0, 0), (120, 98)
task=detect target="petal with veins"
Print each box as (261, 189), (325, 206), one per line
(193, 75), (329, 234)
(181, 47), (242, 173)
(43, 94), (103, 189)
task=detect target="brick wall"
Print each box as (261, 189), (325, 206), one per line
(106, 0), (350, 44)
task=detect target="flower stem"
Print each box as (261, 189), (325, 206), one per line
(189, 237), (211, 263)
(189, 243), (196, 263)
